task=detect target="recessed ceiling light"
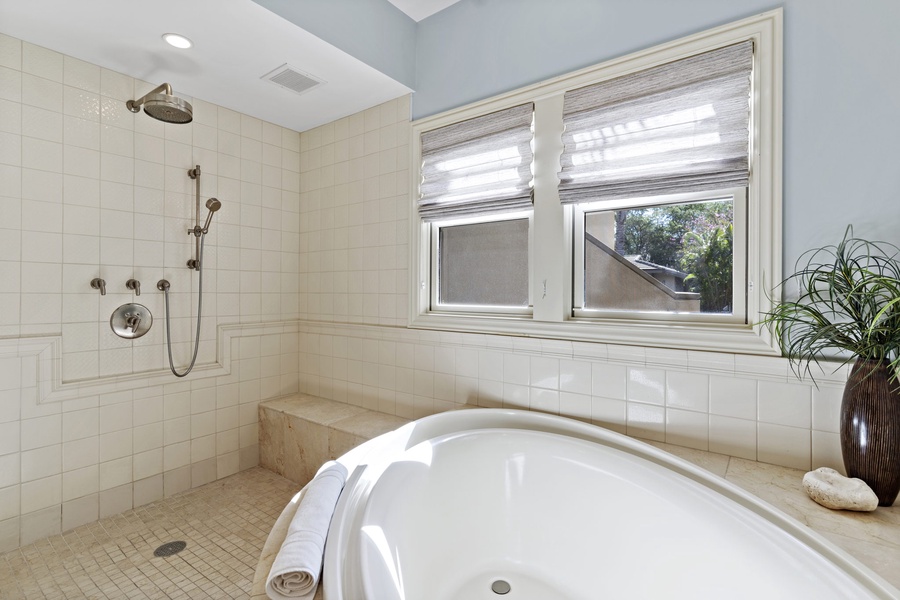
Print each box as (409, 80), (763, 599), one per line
(162, 33), (193, 49)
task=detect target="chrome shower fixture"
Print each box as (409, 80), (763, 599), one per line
(127, 82), (193, 124)
(185, 165), (222, 270)
(201, 198), (222, 234)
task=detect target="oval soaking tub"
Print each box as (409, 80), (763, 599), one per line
(322, 409), (897, 599)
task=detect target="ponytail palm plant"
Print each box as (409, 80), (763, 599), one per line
(764, 226), (900, 506)
(764, 227), (900, 382)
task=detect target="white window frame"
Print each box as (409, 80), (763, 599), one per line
(572, 187), (747, 323)
(429, 210), (534, 316)
(409, 9), (782, 355)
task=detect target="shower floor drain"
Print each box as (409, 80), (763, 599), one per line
(153, 541), (187, 557)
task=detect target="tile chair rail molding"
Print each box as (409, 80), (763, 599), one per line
(0, 320), (299, 405)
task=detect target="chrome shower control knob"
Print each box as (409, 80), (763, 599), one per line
(90, 278), (106, 295)
(126, 279), (141, 296)
(110, 303), (152, 339)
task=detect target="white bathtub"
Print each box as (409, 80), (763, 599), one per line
(323, 409), (897, 599)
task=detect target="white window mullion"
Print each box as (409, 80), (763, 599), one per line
(531, 94), (567, 323)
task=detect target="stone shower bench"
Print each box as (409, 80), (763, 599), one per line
(252, 395), (410, 599)
(258, 394), (410, 487)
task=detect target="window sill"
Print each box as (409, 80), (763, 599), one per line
(408, 311), (779, 356)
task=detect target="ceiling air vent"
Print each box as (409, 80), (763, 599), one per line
(261, 64), (324, 96)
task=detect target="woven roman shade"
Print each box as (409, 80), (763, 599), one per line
(418, 103), (534, 221)
(558, 41), (753, 205)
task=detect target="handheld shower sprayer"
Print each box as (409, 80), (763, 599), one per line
(202, 198), (221, 234)
(159, 166), (221, 378)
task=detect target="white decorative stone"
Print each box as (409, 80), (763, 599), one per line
(802, 467), (878, 512)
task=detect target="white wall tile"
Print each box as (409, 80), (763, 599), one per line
(0, 422), (20, 456)
(21, 444), (60, 482)
(62, 493), (98, 531)
(626, 402), (665, 442)
(758, 381), (811, 428)
(99, 456), (131, 490)
(709, 376), (757, 420)
(666, 371), (709, 412)
(98, 483), (131, 518)
(22, 43), (62, 82)
(591, 396), (626, 433)
(812, 385), (843, 434)
(62, 465), (98, 501)
(666, 408), (708, 451)
(62, 437), (98, 472)
(19, 505), (59, 545)
(133, 449), (162, 480)
(20, 474), (60, 512)
(133, 474), (162, 508)
(758, 423), (811, 471)
(812, 430), (844, 473)
(627, 368), (665, 405)
(21, 415), (61, 450)
(591, 363), (626, 400)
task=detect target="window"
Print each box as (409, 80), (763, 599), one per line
(433, 214), (532, 311)
(418, 104), (535, 315)
(573, 188), (746, 320)
(410, 10), (782, 354)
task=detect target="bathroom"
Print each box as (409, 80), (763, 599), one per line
(0, 0), (898, 597)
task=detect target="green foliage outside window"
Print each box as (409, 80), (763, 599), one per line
(615, 200), (734, 312)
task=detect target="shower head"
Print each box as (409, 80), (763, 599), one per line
(201, 198), (221, 233)
(127, 83), (193, 124)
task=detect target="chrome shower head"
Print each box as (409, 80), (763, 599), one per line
(201, 198), (221, 233)
(127, 83), (193, 124)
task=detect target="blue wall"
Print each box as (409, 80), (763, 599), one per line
(414, 0), (900, 265)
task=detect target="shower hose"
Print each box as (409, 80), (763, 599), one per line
(161, 233), (206, 377)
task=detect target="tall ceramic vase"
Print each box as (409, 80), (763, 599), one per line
(840, 358), (900, 506)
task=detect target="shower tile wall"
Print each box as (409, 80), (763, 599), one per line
(0, 35), (300, 551)
(295, 98), (848, 480)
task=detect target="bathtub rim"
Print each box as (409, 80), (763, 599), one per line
(322, 408), (899, 600)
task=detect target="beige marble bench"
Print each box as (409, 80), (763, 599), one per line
(251, 395), (409, 599)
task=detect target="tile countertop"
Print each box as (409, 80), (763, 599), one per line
(644, 440), (900, 591)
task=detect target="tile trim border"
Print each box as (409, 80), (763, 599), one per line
(0, 320), (300, 404)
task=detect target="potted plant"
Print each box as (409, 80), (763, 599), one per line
(763, 227), (900, 506)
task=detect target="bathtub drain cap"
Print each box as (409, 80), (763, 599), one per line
(491, 580), (511, 595)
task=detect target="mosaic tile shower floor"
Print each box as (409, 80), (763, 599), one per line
(0, 468), (298, 599)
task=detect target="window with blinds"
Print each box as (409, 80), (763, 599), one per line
(410, 9), (781, 354)
(418, 103), (534, 221)
(559, 42), (753, 205)
(418, 104), (535, 313)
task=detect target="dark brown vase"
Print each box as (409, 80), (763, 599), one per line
(840, 358), (900, 506)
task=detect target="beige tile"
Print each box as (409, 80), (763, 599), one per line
(0, 467), (297, 598)
(329, 410), (408, 439)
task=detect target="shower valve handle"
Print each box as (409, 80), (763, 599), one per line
(90, 278), (106, 296)
(126, 279), (141, 296)
(125, 313), (141, 333)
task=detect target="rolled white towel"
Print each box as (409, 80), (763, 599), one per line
(266, 461), (348, 600)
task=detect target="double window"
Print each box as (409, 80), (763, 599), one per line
(410, 11), (782, 354)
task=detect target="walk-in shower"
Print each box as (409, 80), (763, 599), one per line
(155, 166), (221, 377)
(127, 82), (193, 124)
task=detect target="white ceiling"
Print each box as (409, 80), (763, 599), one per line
(386, 0), (461, 22)
(0, 0), (421, 132)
